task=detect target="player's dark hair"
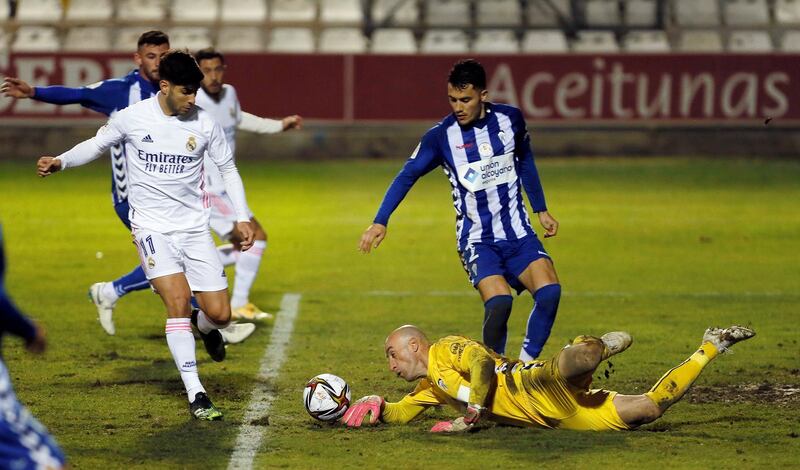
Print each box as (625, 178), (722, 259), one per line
(158, 50), (204, 89)
(448, 59), (486, 91)
(195, 47), (225, 65)
(137, 30), (169, 49)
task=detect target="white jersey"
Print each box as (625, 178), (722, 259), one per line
(196, 85), (241, 193)
(56, 95), (250, 233)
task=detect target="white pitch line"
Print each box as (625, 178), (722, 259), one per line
(228, 293), (301, 470)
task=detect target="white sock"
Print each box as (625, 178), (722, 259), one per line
(197, 310), (228, 334)
(165, 318), (205, 402)
(101, 282), (120, 303)
(519, 347), (535, 363)
(231, 240), (266, 308)
(217, 243), (239, 267)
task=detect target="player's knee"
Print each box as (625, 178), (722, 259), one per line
(205, 304), (231, 325)
(570, 338), (605, 369)
(216, 311), (231, 326)
(635, 397), (664, 425)
(254, 225), (267, 241)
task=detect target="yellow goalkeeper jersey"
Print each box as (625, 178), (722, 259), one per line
(381, 335), (628, 431)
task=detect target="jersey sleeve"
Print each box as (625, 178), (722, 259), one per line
(436, 338), (497, 408)
(0, 226), (37, 342)
(0, 291), (37, 342)
(57, 114), (126, 169)
(206, 120), (250, 222)
(34, 79), (128, 116)
(238, 111), (283, 134)
(381, 379), (444, 424)
(373, 128), (443, 226)
(512, 109), (547, 213)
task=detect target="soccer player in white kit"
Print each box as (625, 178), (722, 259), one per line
(36, 50), (252, 420)
(194, 47), (302, 321)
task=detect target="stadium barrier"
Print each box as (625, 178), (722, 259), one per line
(2, 53), (799, 158)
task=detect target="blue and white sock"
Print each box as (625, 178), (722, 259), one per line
(111, 265), (150, 299)
(520, 284), (561, 361)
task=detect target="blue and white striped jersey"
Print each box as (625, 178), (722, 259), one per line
(374, 103), (548, 250)
(33, 70), (158, 205)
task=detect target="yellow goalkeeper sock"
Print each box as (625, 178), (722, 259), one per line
(645, 341), (719, 410)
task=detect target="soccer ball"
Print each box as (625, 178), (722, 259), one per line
(303, 374), (351, 422)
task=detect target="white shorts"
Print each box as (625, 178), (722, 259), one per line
(132, 228), (228, 292)
(208, 191), (254, 240)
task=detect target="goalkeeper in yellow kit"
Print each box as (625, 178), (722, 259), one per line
(341, 324), (755, 432)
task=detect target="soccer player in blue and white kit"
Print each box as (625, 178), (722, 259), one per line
(359, 60), (561, 361)
(36, 50), (253, 420)
(1, 31), (170, 335)
(0, 224), (66, 469)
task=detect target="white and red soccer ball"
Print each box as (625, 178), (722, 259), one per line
(303, 373), (351, 422)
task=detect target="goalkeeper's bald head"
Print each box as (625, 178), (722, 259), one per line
(385, 325), (431, 381)
(386, 325), (428, 345)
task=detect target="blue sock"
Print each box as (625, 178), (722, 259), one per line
(111, 265), (150, 298)
(482, 295), (513, 354)
(190, 296), (199, 309)
(521, 284), (561, 359)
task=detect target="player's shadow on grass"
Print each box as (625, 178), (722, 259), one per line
(123, 418), (242, 467)
(403, 409), (632, 456)
(111, 362), (257, 401)
(59, 363), (257, 410)
(648, 414), (761, 431)
(413, 420), (631, 460)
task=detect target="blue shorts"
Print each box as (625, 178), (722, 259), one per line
(114, 199), (131, 230)
(0, 361), (65, 470)
(458, 235), (552, 294)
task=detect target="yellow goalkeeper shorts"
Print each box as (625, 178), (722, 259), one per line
(520, 351), (630, 431)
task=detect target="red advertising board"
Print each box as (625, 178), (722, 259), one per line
(1, 52), (798, 125)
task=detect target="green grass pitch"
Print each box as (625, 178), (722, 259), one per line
(0, 157), (798, 468)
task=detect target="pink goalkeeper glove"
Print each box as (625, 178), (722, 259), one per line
(430, 404), (485, 433)
(341, 395), (384, 427)
(430, 417), (470, 433)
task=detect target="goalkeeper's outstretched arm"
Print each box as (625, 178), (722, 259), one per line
(342, 380), (443, 427)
